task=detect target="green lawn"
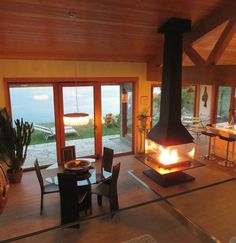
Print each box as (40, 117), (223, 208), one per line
(31, 123), (120, 145)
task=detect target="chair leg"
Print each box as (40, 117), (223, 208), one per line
(97, 195), (102, 205)
(110, 194), (119, 212)
(89, 196), (92, 215)
(40, 193), (44, 215)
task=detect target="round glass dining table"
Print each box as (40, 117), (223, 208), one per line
(44, 158), (111, 186)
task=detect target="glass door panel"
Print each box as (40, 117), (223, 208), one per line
(152, 86), (196, 126)
(101, 83), (132, 154)
(217, 86), (232, 123)
(181, 86), (196, 117)
(152, 86), (161, 127)
(62, 86), (95, 157)
(9, 85), (57, 168)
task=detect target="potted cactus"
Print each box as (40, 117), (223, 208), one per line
(0, 108), (34, 183)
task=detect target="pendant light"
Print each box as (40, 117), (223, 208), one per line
(63, 87), (89, 126)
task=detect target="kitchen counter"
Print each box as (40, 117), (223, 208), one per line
(208, 123), (236, 137)
(205, 123), (236, 160)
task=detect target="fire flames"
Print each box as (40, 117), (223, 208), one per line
(158, 146), (180, 165)
(188, 147), (195, 159)
(145, 139), (195, 168)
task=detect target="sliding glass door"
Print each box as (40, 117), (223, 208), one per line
(9, 84), (57, 168)
(101, 83), (133, 154)
(8, 80), (135, 168)
(62, 85), (95, 157)
(152, 85), (196, 125)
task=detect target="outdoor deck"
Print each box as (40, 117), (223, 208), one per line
(24, 134), (131, 168)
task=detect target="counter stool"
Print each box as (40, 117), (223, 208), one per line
(201, 130), (217, 160)
(218, 135), (236, 167)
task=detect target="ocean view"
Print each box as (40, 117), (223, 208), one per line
(10, 86), (120, 124)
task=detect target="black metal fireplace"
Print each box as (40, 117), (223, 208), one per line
(148, 17), (193, 146)
(137, 18), (205, 187)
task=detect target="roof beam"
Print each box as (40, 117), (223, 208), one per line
(207, 17), (236, 65)
(183, 44), (206, 65)
(184, 2), (236, 44)
(147, 64), (236, 85)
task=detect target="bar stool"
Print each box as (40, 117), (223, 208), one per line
(218, 135), (236, 167)
(201, 124), (217, 160)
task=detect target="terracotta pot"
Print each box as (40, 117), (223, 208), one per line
(7, 169), (23, 184)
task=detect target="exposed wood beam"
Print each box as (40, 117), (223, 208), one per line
(147, 64), (236, 85)
(184, 2), (236, 44)
(183, 44), (206, 65)
(207, 18), (236, 65)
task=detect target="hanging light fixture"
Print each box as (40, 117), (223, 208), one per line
(64, 112), (89, 126)
(63, 87), (89, 126)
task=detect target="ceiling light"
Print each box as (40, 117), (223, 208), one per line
(68, 11), (77, 18)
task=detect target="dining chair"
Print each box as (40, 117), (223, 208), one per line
(57, 173), (88, 228)
(61, 145), (76, 166)
(92, 162), (121, 213)
(34, 159), (59, 215)
(0, 164), (10, 215)
(96, 147), (114, 183)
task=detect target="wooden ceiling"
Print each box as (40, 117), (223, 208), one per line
(0, 0), (235, 65)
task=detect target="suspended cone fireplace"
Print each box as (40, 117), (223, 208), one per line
(148, 18), (193, 147)
(137, 18), (204, 187)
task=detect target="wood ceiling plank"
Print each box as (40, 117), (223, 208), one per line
(0, 0), (234, 62)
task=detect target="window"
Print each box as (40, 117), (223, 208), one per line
(151, 86), (161, 127)
(181, 86), (196, 117)
(9, 84), (57, 168)
(216, 86), (232, 123)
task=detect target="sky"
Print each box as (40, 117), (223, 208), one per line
(10, 85), (121, 124)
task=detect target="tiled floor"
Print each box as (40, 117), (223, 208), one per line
(24, 134), (131, 168)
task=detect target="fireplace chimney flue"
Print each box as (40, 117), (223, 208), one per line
(147, 18), (194, 146)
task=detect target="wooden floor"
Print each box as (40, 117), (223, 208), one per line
(1, 137), (236, 243)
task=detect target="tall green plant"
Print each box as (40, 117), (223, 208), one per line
(0, 108), (34, 172)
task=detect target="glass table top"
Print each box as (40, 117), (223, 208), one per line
(44, 159), (111, 186)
